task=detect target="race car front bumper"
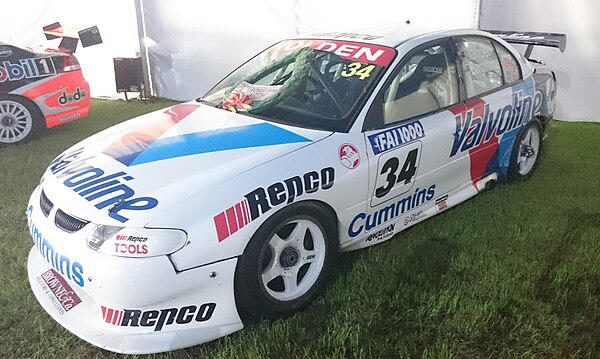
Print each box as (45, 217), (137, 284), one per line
(26, 188), (243, 354)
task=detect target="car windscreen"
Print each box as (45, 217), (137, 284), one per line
(201, 39), (396, 132)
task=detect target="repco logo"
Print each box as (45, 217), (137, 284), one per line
(58, 88), (87, 105)
(101, 303), (217, 332)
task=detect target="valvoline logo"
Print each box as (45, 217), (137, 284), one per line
(58, 88), (87, 105)
(49, 148), (158, 223)
(450, 89), (542, 157)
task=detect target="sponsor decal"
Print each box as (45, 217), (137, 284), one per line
(494, 33), (546, 42)
(0, 57), (56, 82)
(272, 39), (395, 67)
(0, 47), (13, 57)
(37, 269), (82, 315)
(103, 103), (310, 166)
(116, 234), (148, 242)
(60, 112), (82, 123)
(114, 243), (148, 255)
(450, 89), (542, 157)
(365, 223), (395, 242)
(436, 195), (448, 211)
(215, 167), (335, 241)
(58, 87), (87, 105)
(349, 184), (435, 238)
(368, 121), (425, 155)
(449, 82), (542, 183)
(48, 147), (158, 223)
(214, 199), (251, 242)
(28, 206), (85, 287)
(404, 210), (425, 226)
(101, 303), (217, 332)
(114, 235), (149, 255)
(244, 167), (335, 220)
(308, 31), (383, 41)
(339, 143), (360, 169)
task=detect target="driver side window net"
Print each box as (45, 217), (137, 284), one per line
(382, 44), (458, 124)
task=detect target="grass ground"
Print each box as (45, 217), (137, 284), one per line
(0, 99), (599, 358)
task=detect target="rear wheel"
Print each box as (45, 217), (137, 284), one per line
(234, 202), (338, 322)
(508, 119), (542, 181)
(0, 96), (42, 145)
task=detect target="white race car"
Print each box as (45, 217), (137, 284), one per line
(26, 27), (565, 353)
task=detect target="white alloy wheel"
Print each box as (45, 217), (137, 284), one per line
(517, 124), (540, 176)
(234, 202), (337, 321)
(0, 99), (34, 144)
(260, 218), (327, 301)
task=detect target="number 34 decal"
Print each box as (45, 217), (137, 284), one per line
(372, 142), (421, 206)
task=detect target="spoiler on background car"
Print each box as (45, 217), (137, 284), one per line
(43, 22), (103, 53)
(486, 30), (567, 59)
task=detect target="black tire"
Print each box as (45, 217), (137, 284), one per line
(507, 119), (542, 181)
(0, 95), (43, 145)
(234, 202), (338, 322)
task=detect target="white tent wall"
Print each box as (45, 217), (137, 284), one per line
(1, 0), (478, 101)
(6, 1), (591, 122)
(479, 0), (599, 122)
(140, 0), (480, 101)
(0, 0), (139, 99)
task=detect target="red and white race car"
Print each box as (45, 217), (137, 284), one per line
(0, 24), (100, 145)
(26, 26), (565, 353)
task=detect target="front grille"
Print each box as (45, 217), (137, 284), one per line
(55, 209), (89, 233)
(39, 190), (53, 217)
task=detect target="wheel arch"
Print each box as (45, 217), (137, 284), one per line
(236, 199), (341, 258)
(0, 93), (44, 119)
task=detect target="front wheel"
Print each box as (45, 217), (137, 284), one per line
(508, 119), (542, 181)
(0, 96), (42, 145)
(234, 202), (338, 322)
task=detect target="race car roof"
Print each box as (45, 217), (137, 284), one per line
(297, 25), (493, 48)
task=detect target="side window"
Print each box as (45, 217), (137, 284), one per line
(493, 41), (522, 84)
(454, 37), (503, 98)
(380, 43), (459, 125)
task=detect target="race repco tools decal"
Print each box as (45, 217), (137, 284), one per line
(0, 57), (56, 82)
(28, 206), (85, 287)
(49, 148), (158, 223)
(101, 303), (216, 332)
(368, 121), (425, 155)
(214, 167), (335, 241)
(114, 234), (149, 255)
(349, 184), (435, 238)
(37, 269), (82, 315)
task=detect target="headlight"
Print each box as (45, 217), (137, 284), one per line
(87, 224), (187, 258)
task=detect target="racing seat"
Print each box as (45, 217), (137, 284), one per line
(384, 54), (447, 123)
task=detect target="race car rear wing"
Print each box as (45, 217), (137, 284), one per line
(43, 22), (103, 53)
(486, 30), (567, 59)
